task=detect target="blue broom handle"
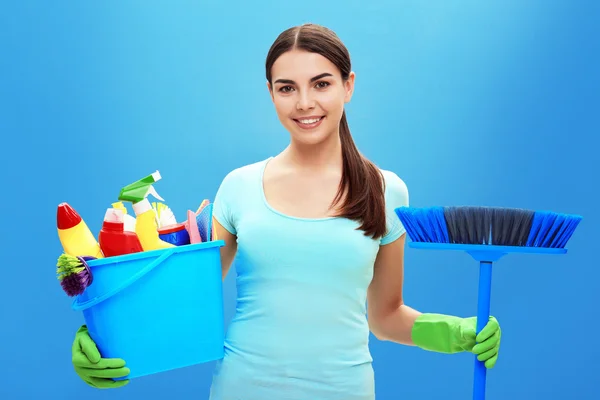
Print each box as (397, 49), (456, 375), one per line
(473, 261), (493, 400)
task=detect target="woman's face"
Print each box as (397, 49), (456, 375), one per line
(268, 49), (354, 146)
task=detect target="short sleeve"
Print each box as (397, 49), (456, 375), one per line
(379, 170), (409, 245)
(212, 169), (239, 235)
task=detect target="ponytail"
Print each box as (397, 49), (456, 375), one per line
(332, 111), (387, 239)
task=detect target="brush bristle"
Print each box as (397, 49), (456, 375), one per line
(60, 270), (92, 297)
(56, 254), (96, 283)
(56, 253), (84, 276)
(395, 206), (582, 248)
(395, 206), (449, 243)
(526, 211), (583, 248)
(444, 206), (535, 246)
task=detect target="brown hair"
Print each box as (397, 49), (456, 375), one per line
(265, 23), (387, 239)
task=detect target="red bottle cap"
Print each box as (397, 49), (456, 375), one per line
(57, 202), (82, 229)
(102, 221), (125, 232)
(158, 222), (186, 234)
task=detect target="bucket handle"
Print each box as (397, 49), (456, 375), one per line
(72, 247), (177, 311)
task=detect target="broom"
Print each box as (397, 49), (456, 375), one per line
(394, 205), (582, 400)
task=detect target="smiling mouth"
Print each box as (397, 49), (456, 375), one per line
(293, 116), (325, 129)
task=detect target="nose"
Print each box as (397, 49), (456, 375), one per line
(296, 90), (315, 110)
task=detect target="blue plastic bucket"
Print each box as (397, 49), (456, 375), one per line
(72, 240), (226, 380)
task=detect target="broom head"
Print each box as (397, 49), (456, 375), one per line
(395, 206), (582, 249)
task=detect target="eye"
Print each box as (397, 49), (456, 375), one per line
(315, 81), (330, 89)
(278, 85), (294, 93)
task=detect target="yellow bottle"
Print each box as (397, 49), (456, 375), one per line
(118, 171), (174, 252)
(133, 198), (174, 251)
(57, 202), (104, 258)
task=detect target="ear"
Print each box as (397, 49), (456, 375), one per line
(267, 81), (274, 102)
(344, 71), (356, 103)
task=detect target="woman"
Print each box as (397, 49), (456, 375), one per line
(71, 23), (501, 399)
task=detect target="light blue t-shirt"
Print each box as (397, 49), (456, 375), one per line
(208, 157), (408, 400)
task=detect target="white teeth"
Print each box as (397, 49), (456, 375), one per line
(298, 117), (321, 124)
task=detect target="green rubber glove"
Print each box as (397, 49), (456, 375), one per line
(71, 325), (130, 388)
(411, 313), (501, 368)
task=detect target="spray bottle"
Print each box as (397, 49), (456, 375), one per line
(118, 171), (174, 251)
(111, 201), (136, 232)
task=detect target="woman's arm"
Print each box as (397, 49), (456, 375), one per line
(367, 234), (421, 345)
(213, 218), (237, 281)
(367, 233), (502, 368)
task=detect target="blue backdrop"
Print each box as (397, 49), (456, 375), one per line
(1, 1), (598, 399)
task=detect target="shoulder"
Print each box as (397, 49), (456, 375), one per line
(379, 168), (409, 207)
(377, 168), (409, 244)
(213, 158), (269, 231)
(218, 158), (268, 188)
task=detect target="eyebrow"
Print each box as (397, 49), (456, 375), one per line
(274, 72), (333, 85)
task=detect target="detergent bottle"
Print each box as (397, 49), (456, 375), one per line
(111, 201), (136, 232)
(117, 171), (174, 251)
(158, 222), (191, 246)
(57, 202), (104, 258)
(98, 207), (143, 257)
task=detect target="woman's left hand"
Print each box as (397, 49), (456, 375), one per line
(410, 313), (501, 369)
(469, 316), (502, 369)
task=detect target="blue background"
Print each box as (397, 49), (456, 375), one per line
(1, 1), (598, 399)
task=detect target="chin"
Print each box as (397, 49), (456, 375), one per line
(290, 129), (333, 147)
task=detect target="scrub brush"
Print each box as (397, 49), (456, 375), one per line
(56, 253), (96, 296)
(394, 205), (582, 400)
(152, 201), (177, 228)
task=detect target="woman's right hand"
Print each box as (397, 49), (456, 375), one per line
(71, 325), (130, 388)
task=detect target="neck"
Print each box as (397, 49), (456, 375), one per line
(283, 131), (343, 171)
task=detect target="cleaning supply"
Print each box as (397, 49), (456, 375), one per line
(196, 202), (214, 242)
(394, 205), (582, 400)
(158, 222), (191, 246)
(196, 199), (210, 214)
(70, 239), (227, 380)
(112, 201), (136, 232)
(118, 171), (174, 251)
(98, 208), (144, 257)
(186, 210), (202, 244)
(57, 203), (104, 259)
(153, 201), (177, 228)
(196, 199), (217, 241)
(56, 254), (96, 296)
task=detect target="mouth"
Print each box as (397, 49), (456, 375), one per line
(293, 116), (325, 130)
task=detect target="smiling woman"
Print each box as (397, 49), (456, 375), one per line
(69, 22), (502, 400)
